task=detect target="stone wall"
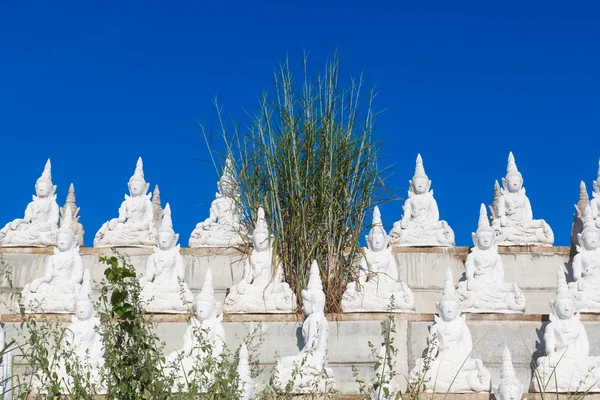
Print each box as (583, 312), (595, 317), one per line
(0, 246), (587, 395)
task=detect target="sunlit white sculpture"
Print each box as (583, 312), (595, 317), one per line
(274, 260), (334, 393)
(409, 268), (491, 393)
(140, 204), (194, 313)
(94, 157), (156, 247)
(22, 205), (91, 313)
(224, 207), (296, 313)
(0, 160), (59, 247)
(166, 269), (225, 392)
(533, 267), (600, 393)
(189, 158), (245, 247)
(491, 152), (554, 246)
(457, 204), (526, 313)
(61, 183), (84, 247)
(493, 346), (523, 400)
(589, 160), (600, 230)
(237, 343), (256, 400)
(370, 345), (399, 400)
(571, 181), (589, 246)
(568, 205), (600, 312)
(342, 206), (414, 312)
(54, 289), (105, 393)
(390, 154), (454, 247)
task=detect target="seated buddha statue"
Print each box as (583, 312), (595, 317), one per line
(409, 268), (491, 393)
(224, 207), (296, 313)
(166, 269), (225, 392)
(568, 205), (600, 312)
(140, 203), (194, 313)
(533, 267), (600, 393)
(189, 157), (246, 248)
(54, 291), (105, 393)
(22, 205), (91, 313)
(0, 159), (59, 247)
(94, 157), (156, 247)
(389, 154), (454, 247)
(491, 152), (553, 246)
(342, 206), (414, 312)
(457, 204), (526, 313)
(274, 260), (335, 393)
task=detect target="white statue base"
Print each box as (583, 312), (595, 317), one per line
(189, 226), (244, 248)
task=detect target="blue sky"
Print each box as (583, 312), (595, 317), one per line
(1, 1), (599, 246)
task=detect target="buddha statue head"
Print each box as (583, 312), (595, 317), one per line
(35, 159), (56, 198)
(157, 203), (178, 250)
(56, 205), (77, 252)
(552, 266), (577, 320)
(75, 298), (95, 322)
(252, 207), (271, 252)
(578, 205), (600, 251)
(502, 152), (524, 194)
(495, 346), (523, 400)
(366, 206), (388, 252)
(302, 260), (326, 316)
(409, 154), (431, 195)
(196, 269), (218, 321)
(437, 268), (460, 322)
(217, 157), (237, 198)
(128, 157), (150, 198)
(472, 204), (495, 250)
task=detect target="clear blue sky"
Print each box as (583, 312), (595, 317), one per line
(1, 1), (599, 247)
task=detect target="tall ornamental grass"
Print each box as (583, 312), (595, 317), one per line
(206, 54), (385, 313)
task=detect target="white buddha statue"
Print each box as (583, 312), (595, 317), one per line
(457, 204), (526, 313)
(22, 205), (91, 313)
(223, 207), (296, 313)
(274, 260), (334, 393)
(409, 268), (491, 393)
(189, 157), (245, 248)
(491, 152), (554, 246)
(54, 292), (105, 393)
(140, 203), (194, 313)
(493, 346), (523, 400)
(533, 267), (600, 393)
(342, 206), (414, 312)
(568, 205), (600, 312)
(237, 343), (256, 400)
(61, 183), (84, 247)
(166, 269), (225, 392)
(589, 160), (600, 230)
(571, 181), (589, 246)
(0, 159), (59, 247)
(94, 157), (156, 247)
(389, 154), (455, 247)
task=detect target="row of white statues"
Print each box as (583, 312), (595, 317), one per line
(25, 261), (600, 397)
(6, 151), (584, 249)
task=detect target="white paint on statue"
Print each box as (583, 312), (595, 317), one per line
(189, 157), (246, 247)
(94, 157), (156, 247)
(342, 206), (414, 312)
(61, 183), (84, 247)
(140, 203), (194, 313)
(493, 346), (523, 400)
(166, 269), (226, 392)
(491, 152), (554, 246)
(409, 268), (491, 393)
(568, 205), (600, 312)
(224, 207), (296, 313)
(457, 204), (526, 313)
(533, 266), (600, 392)
(22, 205), (91, 313)
(571, 181), (589, 246)
(274, 260), (335, 393)
(237, 343), (256, 400)
(0, 159), (59, 247)
(390, 154), (454, 247)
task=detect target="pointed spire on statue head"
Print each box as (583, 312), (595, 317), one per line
(129, 157), (147, 185)
(576, 181), (590, 218)
(307, 260), (324, 292)
(554, 266), (574, 302)
(412, 153), (428, 181)
(59, 204), (73, 233)
(36, 159), (53, 186)
(158, 203), (174, 234)
(505, 152), (522, 181)
(372, 206), (383, 227)
(67, 183), (76, 204)
(476, 203), (493, 235)
(196, 268), (217, 307)
(496, 345), (523, 397)
(440, 267), (458, 303)
(253, 206), (269, 235)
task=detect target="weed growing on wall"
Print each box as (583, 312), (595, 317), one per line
(202, 53), (386, 313)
